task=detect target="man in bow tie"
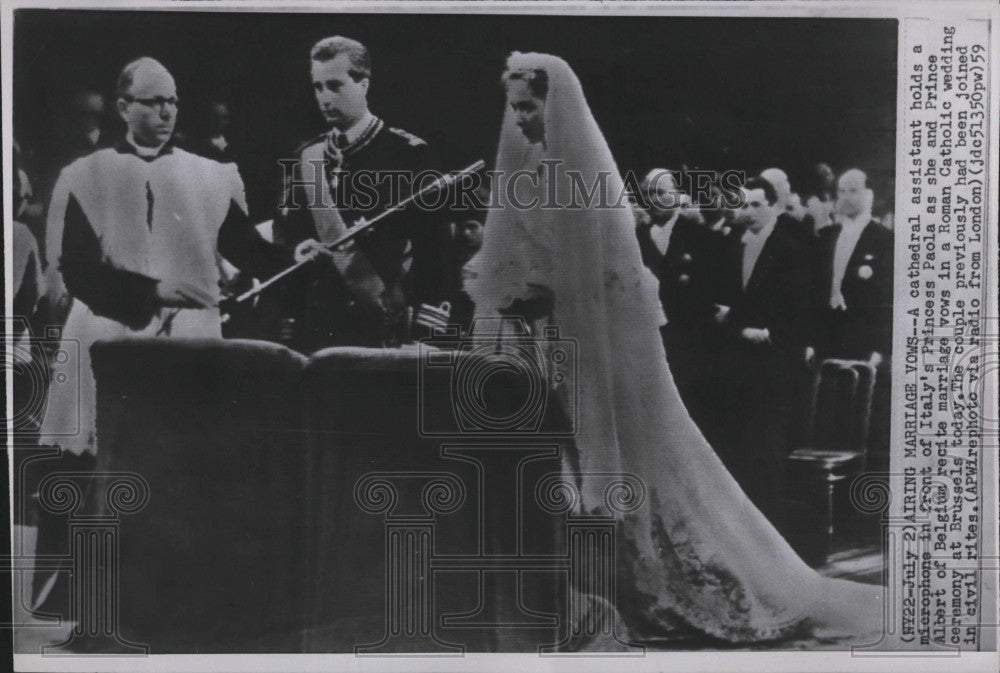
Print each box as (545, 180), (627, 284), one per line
(260, 35), (459, 351)
(814, 168), (894, 361)
(635, 168), (724, 438)
(712, 177), (812, 525)
(813, 168), (894, 468)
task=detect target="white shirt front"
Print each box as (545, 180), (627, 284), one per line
(740, 218), (776, 289)
(830, 212), (870, 309)
(210, 134), (228, 152)
(649, 211), (680, 256)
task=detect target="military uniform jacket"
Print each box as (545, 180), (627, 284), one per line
(266, 120), (458, 350)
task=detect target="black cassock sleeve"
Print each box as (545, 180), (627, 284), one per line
(60, 193), (161, 330)
(216, 199), (295, 279)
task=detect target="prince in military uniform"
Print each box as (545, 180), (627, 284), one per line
(261, 36), (458, 352)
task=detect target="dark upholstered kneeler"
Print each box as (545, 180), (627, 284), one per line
(301, 347), (568, 653)
(92, 339), (310, 653)
(92, 340), (568, 653)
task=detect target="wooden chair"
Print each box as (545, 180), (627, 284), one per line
(785, 355), (879, 563)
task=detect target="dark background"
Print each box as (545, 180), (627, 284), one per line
(14, 10), (897, 218)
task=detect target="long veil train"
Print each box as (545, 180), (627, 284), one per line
(465, 52), (883, 644)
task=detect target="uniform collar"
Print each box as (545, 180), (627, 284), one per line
(331, 112), (383, 156)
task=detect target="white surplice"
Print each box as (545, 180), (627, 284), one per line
(42, 143), (246, 455)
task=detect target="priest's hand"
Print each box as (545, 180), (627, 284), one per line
(294, 239), (335, 263)
(155, 278), (216, 309)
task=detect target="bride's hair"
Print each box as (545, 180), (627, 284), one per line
(501, 66), (549, 98)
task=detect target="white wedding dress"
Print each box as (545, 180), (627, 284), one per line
(466, 52), (883, 644)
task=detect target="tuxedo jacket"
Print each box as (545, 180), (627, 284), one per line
(774, 212), (814, 245)
(636, 214), (723, 329)
(814, 220), (894, 357)
(717, 224), (811, 354)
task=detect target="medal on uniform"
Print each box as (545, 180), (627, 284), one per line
(325, 130), (347, 193)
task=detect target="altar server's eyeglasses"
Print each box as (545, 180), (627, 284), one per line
(125, 96), (179, 111)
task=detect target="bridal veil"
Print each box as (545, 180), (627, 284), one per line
(466, 52), (884, 644)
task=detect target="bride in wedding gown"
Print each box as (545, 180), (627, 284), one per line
(465, 51), (883, 645)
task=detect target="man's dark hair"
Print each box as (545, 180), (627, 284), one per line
(502, 67), (549, 98)
(310, 36), (371, 82)
(802, 161), (837, 200)
(743, 176), (778, 206)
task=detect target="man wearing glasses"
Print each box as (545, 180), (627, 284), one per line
(41, 56), (290, 459)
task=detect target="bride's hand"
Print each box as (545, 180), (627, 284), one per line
(498, 283), (554, 322)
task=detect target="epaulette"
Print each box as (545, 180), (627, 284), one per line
(293, 131), (328, 155)
(388, 126), (427, 147)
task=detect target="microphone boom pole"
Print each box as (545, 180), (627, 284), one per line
(232, 159), (486, 306)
